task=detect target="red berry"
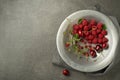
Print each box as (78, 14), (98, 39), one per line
(92, 30), (97, 35)
(98, 38), (103, 44)
(92, 26), (97, 30)
(88, 35), (94, 40)
(98, 34), (104, 39)
(73, 24), (79, 30)
(102, 43), (109, 49)
(92, 38), (98, 44)
(62, 69), (69, 76)
(89, 50), (96, 58)
(82, 19), (88, 26)
(97, 22), (103, 29)
(90, 19), (96, 26)
(78, 30), (83, 37)
(102, 37), (108, 43)
(95, 45), (102, 52)
(79, 24), (83, 29)
(65, 42), (70, 47)
(96, 29), (101, 34)
(88, 40), (92, 43)
(84, 31), (90, 36)
(88, 24), (92, 30)
(80, 46), (84, 49)
(101, 30), (107, 35)
(84, 26), (89, 31)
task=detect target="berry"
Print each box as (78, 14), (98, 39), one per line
(98, 38), (103, 44)
(82, 19), (88, 26)
(92, 26), (97, 30)
(65, 42), (70, 47)
(62, 69), (70, 76)
(84, 31), (90, 36)
(97, 29), (101, 34)
(88, 40), (92, 43)
(89, 50), (96, 58)
(79, 24), (83, 29)
(88, 24), (92, 30)
(102, 37), (108, 43)
(84, 26), (89, 31)
(78, 30), (83, 37)
(92, 30), (97, 35)
(88, 35), (94, 40)
(95, 45), (102, 52)
(92, 38), (98, 44)
(102, 43), (109, 49)
(101, 30), (107, 35)
(97, 22), (103, 29)
(73, 24), (79, 30)
(98, 34), (104, 39)
(90, 19), (96, 26)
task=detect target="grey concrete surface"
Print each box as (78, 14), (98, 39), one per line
(0, 0), (120, 80)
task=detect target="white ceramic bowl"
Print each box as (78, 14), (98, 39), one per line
(56, 10), (119, 72)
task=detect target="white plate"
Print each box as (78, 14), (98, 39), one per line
(56, 10), (119, 72)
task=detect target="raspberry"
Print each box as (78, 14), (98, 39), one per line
(97, 22), (103, 29)
(88, 35), (94, 40)
(92, 38), (98, 44)
(102, 37), (108, 43)
(90, 19), (96, 26)
(92, 30), (97, 35)
(82, 19), (88, 26)
(88, 40), (92, 43)
(84, 26), (89, 31)
(79, 24), (83, 29)
(78, 30), (83, 37)
(84, 31), (90, 36)
(98, 38), (103, 44)
(98, 34), (104, 39)
(97, 29), (101, 34)
(101, 30), (107, 35)
(73, 24), (79, 30)
(92, 26), (97, 30)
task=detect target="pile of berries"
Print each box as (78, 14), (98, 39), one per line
(65, 18), (109, 58)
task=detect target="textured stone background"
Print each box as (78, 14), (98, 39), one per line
(0, 0), (120, 80)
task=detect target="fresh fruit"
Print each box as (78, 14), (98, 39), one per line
(92, 38), (98, 44)
(65, 42), (70, 47)
(102, 37), (108, 43)
(78, 30), (83, 37)
(101, 30), (107, 35)
(62, 69), (70, 76)
(73, 24), (79, 30)
(98, 38), (103, 44)
(84, 26), (89, 31)
(95, 45), (102, 52)
(92, 30), (97, 35)
(88, 35), (94, 40)
(90, 19), (96, 26)
(97, 22), (103, 29)
(98, 34), (104, 39)
(82, 19), (88, 26)
(89, 50), (96, 58)
(64, 18), (109, 60)
(102, 43), (109, 49)
(79, 24), (83, 29)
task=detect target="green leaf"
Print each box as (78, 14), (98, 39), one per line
(78, 18), (82, 24)
(102, 24), (107, 30)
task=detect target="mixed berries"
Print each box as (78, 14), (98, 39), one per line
(65, 18), (109, 59)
